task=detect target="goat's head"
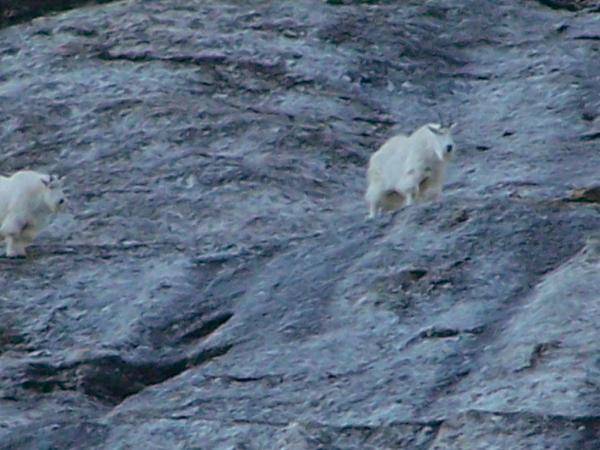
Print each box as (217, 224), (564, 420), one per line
(41, 174), (67, 212)
(427, 120), (457, 161)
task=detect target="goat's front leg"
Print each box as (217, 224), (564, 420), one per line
(5, 235), (27, 258)
(397, 169), (421, 207)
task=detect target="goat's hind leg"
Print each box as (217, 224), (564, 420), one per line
(365, 184), (383, 219)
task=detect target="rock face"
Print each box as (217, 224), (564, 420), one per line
(0, 0), (599, 448)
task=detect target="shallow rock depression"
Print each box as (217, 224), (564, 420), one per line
(0, 0), (599, 448)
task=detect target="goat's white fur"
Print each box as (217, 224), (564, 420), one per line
(0, 170), (66, 257)
(365, 123), (456, 218)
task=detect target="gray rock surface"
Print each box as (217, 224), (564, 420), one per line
(0, 0), (599, 448)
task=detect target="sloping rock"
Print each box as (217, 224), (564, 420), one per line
(0, 0), (599, 448)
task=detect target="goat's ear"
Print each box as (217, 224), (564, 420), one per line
(436, 112), (444, 127)
(41, 177), (50, 188)
(49, 174), (63, 186)
(427, 124), (443, 135)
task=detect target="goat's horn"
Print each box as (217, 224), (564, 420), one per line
(437, 111), (445, 127)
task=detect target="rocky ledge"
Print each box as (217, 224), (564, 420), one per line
(0, 0), (599, 448)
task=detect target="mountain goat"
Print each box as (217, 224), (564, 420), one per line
(0, 170), (66, 257)
(365, 122), (456, 218)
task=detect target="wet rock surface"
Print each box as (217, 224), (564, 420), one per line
(0, 0), (599, 448)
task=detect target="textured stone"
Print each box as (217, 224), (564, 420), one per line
(0, 0), (599, 448)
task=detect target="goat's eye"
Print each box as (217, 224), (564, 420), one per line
(446, 144), (453, 153)
(58, 198), (65, 205)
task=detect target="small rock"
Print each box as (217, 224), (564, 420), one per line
(282, 29), (299, 38)
(581, 110), (596, 122)
(555, 22), (569, 33)
(567, 186), (600, 203)
(185, 174), (196, 189)
(452, 209), (469, 224)
(580, 129), (600, 141)
(585, 234), (600, 254)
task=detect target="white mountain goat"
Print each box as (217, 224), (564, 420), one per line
(0, 170), (66, 257)
(365, 122), (456, 218)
